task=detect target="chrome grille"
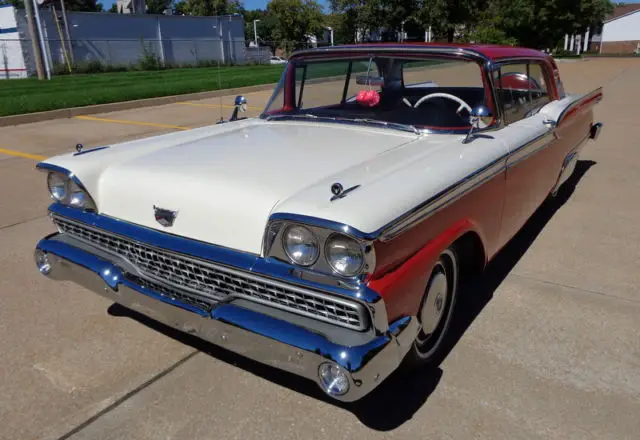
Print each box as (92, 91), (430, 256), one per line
(53, 215), (367, 330)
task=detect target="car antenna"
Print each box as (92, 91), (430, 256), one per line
(217, 58), (224, 124)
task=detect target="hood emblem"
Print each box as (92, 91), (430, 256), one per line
(330, 182), (361, 201)
(154, 205), (178, 227)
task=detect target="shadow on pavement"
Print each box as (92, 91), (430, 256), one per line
(108, 160), (595, 431)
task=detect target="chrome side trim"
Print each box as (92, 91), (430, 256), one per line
(35, 235), (418, 402)
(376, 156), (507, 241)
(506, 131), (556, 169)
(556, 87), (603, 126)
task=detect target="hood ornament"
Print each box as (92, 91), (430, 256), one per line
(330, 182), (361, 201)
(153, 205), (178, 227)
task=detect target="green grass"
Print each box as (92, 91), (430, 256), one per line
(0, 65), (286, 117)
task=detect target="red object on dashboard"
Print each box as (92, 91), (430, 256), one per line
(356, 89), (380, 107)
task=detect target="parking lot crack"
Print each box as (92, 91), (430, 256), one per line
(510, 273), (640, 305)
(0, 214), (49, 231)
(54, 350), (200, 440)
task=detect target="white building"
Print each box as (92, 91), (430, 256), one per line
(600, 5), (640, 54)
(0, 4), (28, 79)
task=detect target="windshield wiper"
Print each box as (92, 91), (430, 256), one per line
(342, 118), (420, 134)
(265, 113), (334, 121)
(265, 114), (419, 135)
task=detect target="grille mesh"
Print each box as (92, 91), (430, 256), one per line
(53, 216), (366, 330)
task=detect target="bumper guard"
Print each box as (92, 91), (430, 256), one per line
(34, 234), (419, 402)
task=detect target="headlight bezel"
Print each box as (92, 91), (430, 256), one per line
(324, 233), (366, 277)
(281, 224), (320, 267)
(264, 219), (375, 280)
(40, 165), (97, 212)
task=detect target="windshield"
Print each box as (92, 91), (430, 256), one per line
(261, 55), (488, 132)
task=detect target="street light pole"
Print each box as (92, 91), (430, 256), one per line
(253, 19), (260, 48)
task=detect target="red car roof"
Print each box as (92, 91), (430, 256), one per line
(294, 42), (548, 62)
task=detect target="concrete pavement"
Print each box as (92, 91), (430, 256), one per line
(0, 58), (639, 440)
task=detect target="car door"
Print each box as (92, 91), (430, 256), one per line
(492, 61), (566, 245)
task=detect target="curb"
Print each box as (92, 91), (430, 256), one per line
(0, 83), (277, 127)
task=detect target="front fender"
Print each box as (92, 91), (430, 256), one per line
(368, 218), (487, 321)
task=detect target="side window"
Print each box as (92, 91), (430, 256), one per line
(495, 62), (551, 124)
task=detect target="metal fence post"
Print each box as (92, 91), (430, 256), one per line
(156, 17), (165, 67)
(107, 40), (112, 66)
(193, 39), (198, 65)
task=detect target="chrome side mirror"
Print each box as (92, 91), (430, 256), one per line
(463, 106), (493, 144)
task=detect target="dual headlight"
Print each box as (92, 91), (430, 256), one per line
(277, 223), (371, 278)
(47, 172), (96, 211)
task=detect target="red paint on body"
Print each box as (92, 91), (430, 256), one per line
(368, 170), (506, 321)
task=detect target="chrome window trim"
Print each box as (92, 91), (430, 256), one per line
(262, 49), (503, 136)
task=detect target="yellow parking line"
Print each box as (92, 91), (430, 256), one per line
(177, 102), (263, 111)
(0, 148), (47, 161)
(74, 115), (191, 130)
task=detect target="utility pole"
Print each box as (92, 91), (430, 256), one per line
(24, 0), (45, 79)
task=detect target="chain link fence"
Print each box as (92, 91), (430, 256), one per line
(0, 35), (333, 78)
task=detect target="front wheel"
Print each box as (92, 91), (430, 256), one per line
(404, 247), (459, 367)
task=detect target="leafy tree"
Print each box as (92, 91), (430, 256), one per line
(108, 2), (118, 11)
(179, 0), (241, 16)
(330, 0), (388, 42)
(267, 0), (324, 50)
(173, 0), (188, 14)
(147, 0), (171, 13)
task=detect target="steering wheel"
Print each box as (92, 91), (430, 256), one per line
(413, 93), (472, 115)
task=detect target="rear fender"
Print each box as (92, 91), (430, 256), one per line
(546, 87), (603, 195)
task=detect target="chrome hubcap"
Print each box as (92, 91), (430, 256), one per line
(420, 269), (448, 335)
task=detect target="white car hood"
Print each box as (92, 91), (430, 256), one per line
(45, 120), (420, 255)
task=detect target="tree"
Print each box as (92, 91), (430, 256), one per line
(108, 2), (118, 12)
(330, 0), (388, 42)
(173, 0), (188, 14)
(476, 0), (613, 49)
(179, 0), (241, 16)
(267, 0), (324, 50)
(243, 9), (277, 47)
(146, 0), (170, 14)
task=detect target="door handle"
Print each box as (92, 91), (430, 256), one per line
(543, 119), (557, 128)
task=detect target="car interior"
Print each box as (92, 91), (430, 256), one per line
(291, 57), (488, 130)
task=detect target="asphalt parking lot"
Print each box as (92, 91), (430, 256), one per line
(1, 58), (639, 440)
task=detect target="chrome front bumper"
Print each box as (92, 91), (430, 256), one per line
(34, 234), (419, 402)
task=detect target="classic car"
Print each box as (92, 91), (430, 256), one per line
(34, 43), (603, 402)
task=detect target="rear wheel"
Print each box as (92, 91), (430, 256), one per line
(404, 247), (459, 367)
